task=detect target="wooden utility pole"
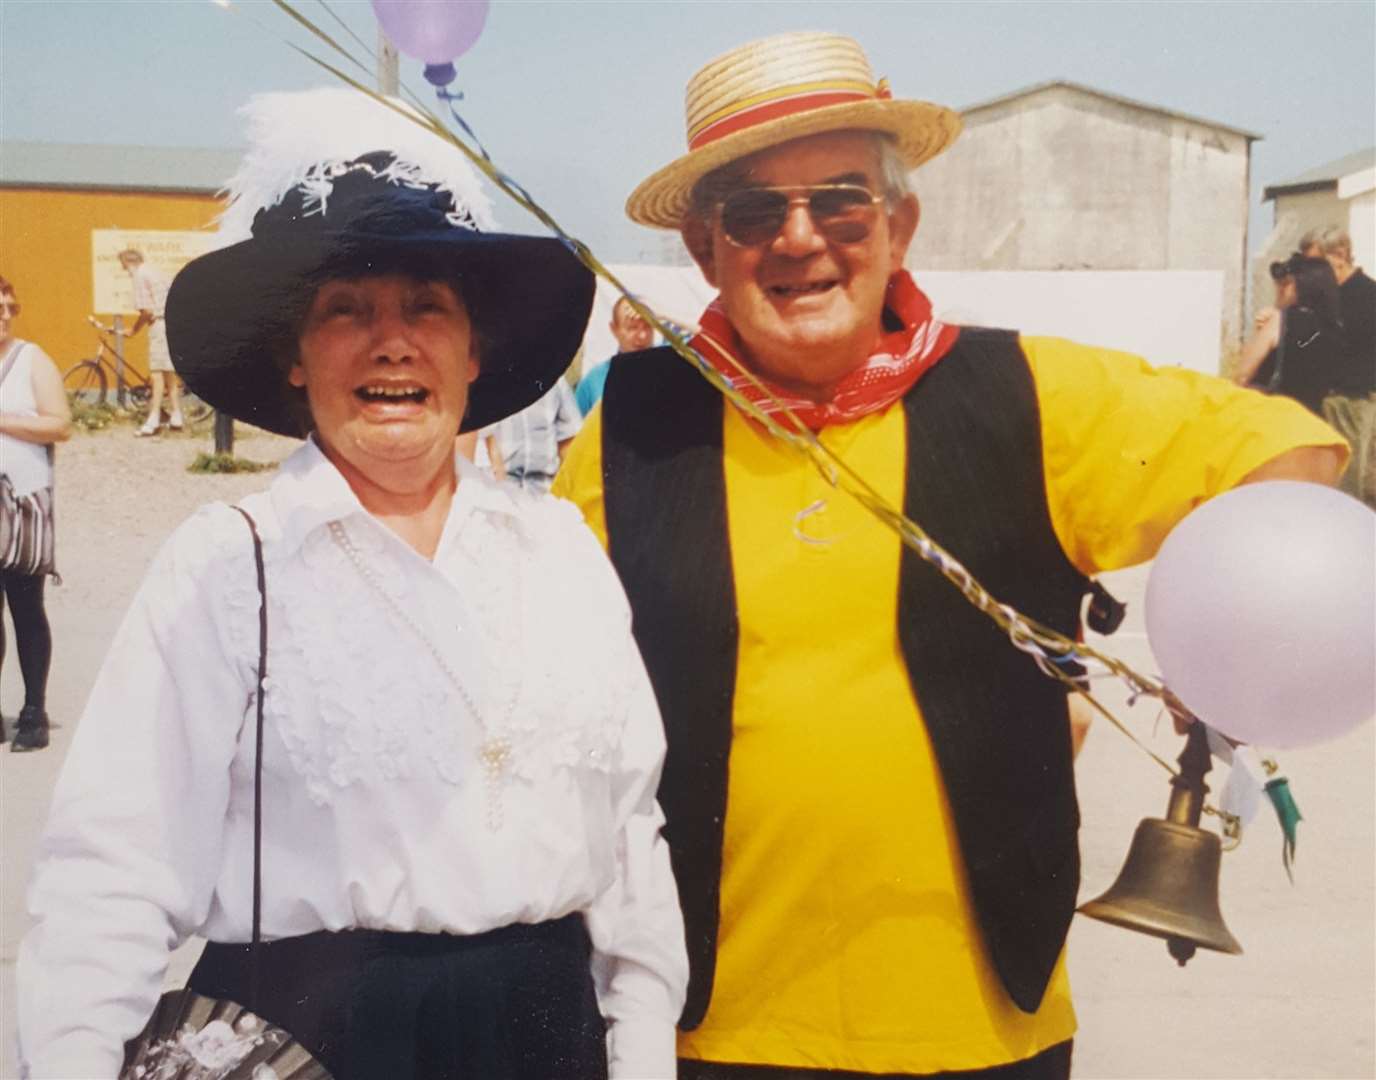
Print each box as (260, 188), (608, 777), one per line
(213, 411), (234, 455)
(379, 30), (399, 95)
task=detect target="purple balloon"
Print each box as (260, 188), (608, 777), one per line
(371, 0), (489, 65)
(1145, 481), (1376, 748)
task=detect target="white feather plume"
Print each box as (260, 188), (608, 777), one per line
(215, 87), (497, 245)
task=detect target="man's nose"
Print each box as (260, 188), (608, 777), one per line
(772, 201), (827, 257)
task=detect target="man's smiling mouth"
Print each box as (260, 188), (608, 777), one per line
(768, 281), (838, 298)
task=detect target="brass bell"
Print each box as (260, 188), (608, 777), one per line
(1079, 723), (1243, 965)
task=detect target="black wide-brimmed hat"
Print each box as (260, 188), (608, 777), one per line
(166, 89), (593, 436)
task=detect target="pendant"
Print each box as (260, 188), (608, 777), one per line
(479, 735), (512, 831)
(793, 498), (833, 546)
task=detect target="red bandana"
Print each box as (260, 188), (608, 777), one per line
(689, 270), (960, 430)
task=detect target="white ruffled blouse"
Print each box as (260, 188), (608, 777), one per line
(18, 440), (687, 1079)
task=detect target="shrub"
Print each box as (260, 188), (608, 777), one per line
(187, 452), (276, 475)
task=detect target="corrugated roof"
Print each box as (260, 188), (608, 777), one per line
(0, 141), (242, 194)
(960, 79), (1261, 141)
(1262, 146), (1376, 200)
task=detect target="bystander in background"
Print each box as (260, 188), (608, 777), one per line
(0, 274), (71, 752)
(1235, 253), (1347, 416)
(1300, 227), (1376, 505)
(576, 297), (655, 415)
(485, 377), (581, 492)
(118, 249), (184, 437)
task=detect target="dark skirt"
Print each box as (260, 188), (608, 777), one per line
(189, 913), (607, 1080)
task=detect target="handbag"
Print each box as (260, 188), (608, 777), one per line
(0, 340), (56, 577)
(121, 508), (331, 1080)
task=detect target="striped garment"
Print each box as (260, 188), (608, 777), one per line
(0, 479), (55, 577)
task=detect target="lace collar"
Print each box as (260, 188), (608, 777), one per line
(269, 436), (521, 558)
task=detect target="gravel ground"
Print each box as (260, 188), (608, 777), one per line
(1, 421), (1372, 1078)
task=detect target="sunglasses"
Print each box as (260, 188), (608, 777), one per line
(716, 183), (884, 248)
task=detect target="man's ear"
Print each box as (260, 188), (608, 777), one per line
(682, 214), (718, 287)
(887, 193), (920, 272)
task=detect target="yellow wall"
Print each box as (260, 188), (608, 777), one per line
(0, 187), (222, 380)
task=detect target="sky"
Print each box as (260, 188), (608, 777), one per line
(2, 0), (1374, 264)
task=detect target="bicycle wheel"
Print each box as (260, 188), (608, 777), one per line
(63, 359), (109, 405)
(181, 393), (215, 428)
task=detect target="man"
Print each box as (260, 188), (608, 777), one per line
(118, 249), (183, 436)
(1300, 226), (1376, 373)
(485, 376), (581, 493)
(555, 31), (1346, 1080)
(576, 296), (655, 414)
(1300, 226), (1376, 503)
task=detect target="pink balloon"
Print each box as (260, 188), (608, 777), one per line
(1145, 481), (1376, 748)
(371, 0), (489, 65)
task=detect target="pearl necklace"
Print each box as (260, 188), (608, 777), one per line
(329, 519), (520, 830)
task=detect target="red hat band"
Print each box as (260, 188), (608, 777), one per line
(687, 77), (893, 151)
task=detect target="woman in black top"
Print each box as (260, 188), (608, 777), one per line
(1236, 254), (1347, 415)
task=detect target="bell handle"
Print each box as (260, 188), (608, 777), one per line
(1165, 721), (1212, 828)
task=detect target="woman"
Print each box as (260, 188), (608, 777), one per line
(17, 89), (686, 1080)
(0, 274), (71, 752)
(1235, 253), (1347, 414)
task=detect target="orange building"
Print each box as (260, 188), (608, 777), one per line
(1, 141), (238, 380)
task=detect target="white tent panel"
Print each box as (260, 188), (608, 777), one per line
(574, 268), (1224, 380)
(920, 270), (1225, 374)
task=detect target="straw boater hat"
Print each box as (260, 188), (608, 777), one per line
(166, 87), (593, 437)
(626, 30), (962, 229)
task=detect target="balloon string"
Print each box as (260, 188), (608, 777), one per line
(265, 0), (377, 83)
(436, 89), (494, 163)
(249, 0), (1236, 806)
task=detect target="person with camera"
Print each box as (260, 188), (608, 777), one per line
(1235, 253), (1348, 415)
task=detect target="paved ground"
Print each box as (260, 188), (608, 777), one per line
(1, 422), (1372, 1079)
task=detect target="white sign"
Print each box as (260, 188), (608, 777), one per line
(91, 229), (218, 315)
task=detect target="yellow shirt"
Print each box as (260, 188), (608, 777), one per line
(555, 335), (1345, 1072)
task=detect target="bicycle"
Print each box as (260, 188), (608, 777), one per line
(63, 316), (213, 427)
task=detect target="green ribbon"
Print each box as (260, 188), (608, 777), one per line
(1265, 777), (1302, 882)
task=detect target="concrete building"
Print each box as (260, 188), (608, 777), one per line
(1253, 146), (1376, 321)
(907, 80), (1258, 354)
(0, 141), (236, 378)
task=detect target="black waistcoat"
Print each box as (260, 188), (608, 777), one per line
(600, 330), (1090, 1028)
